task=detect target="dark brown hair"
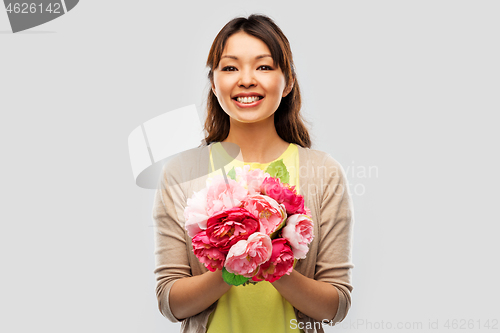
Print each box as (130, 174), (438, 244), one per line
(203, 14), (311, 148)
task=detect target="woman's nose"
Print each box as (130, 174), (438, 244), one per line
(238, 69), (257, 88)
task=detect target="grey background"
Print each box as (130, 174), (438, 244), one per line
(1, 1), (499, 332)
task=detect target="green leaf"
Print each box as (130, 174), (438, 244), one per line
(222, 267), (250, 286)
(227, 166), (236, 180)
(265, 159), (289, 184)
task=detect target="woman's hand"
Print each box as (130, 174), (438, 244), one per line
(271, 270), (339, 322)
(169, 269), (232, 320)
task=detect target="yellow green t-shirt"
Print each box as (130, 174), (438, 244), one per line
(205, 142), (304, 333)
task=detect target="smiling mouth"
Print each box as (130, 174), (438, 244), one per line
(233, 96), (264, 104)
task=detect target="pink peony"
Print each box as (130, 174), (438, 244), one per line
(260, 177), (285, 202)
(192, 231), (225, 272)
(224, 232), (272, 277)
(241, 194), (287, 235)
(235, 165), (270, 195)
(281, 214), (314, 259)
(184, 187), (210, 237)
(261, 177), (306, 215)
(252, 238), (294, 283)
(206, 175), (249, 215)
(205, 207), (259, 252)
(184, 175), (248, 237)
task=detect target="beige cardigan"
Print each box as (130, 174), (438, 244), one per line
(153, 143), (354, 333)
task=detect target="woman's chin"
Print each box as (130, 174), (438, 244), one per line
(231, 115), (274, 125)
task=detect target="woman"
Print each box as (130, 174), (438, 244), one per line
(153, 14), (354, 333)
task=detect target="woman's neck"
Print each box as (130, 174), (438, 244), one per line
(222, 116), (290, 164)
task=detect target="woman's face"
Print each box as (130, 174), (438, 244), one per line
(212, 31), (291, 125)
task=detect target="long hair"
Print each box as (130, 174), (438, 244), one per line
(203, 14), (311, 148)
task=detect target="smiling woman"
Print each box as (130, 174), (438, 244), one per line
(153, 14), (355, 333)
(204, 15), (310, 162)
(211, 31), (290, 125)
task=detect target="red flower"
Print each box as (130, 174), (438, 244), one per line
(252, 238), (294, 283)
(192, 231), (225, 272)
(261, 177), (306, 215)
(205, 207), (259, 252)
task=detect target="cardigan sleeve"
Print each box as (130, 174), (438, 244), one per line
(152, 161), (192, 323)
(314, 154), (355, 325)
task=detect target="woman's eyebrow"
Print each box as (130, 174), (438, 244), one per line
(220, 54), (272, 60)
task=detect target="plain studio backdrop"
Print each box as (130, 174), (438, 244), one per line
(1, 1), (498, 332)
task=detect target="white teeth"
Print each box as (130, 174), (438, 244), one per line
(236, 96), (261, 103)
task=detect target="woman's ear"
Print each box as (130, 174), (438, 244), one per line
(212, 85), (217, 97)
(282, 78), (295, 97)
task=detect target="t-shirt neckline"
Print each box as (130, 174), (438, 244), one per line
(212, 142), (294, 166)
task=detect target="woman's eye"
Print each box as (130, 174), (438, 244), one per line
(221, 66), (237, 71)
(258, 65), (273, 70)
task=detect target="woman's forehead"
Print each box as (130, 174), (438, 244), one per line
(222, 32), (271, 59)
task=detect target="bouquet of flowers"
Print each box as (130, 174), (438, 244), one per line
(184, 162), (314, 286)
